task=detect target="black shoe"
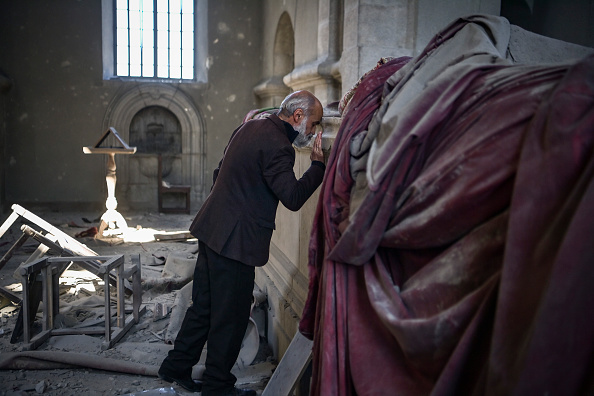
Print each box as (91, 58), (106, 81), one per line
(158, 370), (203, 393)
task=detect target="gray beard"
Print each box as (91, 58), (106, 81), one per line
(292, 119), (313, 148)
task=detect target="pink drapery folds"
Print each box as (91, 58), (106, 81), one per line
(300, 15), (594, 396)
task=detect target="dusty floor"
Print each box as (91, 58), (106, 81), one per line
(0, 207), (276, 395)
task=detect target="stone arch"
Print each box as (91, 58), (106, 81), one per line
(102, 84), (206, 209)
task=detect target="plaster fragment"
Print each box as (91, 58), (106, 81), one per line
(217, 22), (230, 34)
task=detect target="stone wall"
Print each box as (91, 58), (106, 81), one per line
(0, 0), (265, 213)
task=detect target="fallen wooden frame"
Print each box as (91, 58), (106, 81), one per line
(19, 254), (144, 351)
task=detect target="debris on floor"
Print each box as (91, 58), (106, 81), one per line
(0, 208), (275, 395)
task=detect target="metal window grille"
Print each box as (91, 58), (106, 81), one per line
(115, 0), (195, 80)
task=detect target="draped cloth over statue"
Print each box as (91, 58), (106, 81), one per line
(300, 14), (594, 396)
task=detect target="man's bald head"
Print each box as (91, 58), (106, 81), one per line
(278, 90), (323, 119)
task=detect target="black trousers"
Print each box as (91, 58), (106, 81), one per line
(160, 241), (255, 393)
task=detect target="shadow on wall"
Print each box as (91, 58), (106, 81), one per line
(501, 0), (594, 48)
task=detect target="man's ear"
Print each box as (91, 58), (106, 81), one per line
(292, 108), (304, 124)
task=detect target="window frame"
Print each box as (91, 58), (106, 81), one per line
(102, 0), (208, 84)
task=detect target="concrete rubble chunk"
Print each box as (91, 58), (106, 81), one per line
(35, 379), (48, 393)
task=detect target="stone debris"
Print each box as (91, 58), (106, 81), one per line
(35, 379), (48, 393)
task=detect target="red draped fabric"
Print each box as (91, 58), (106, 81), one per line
(300, 15), (594, 396)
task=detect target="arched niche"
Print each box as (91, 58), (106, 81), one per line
(254, 12), (294, 106)
(102, 84), (206, 209)
(274, 13), (295, 81)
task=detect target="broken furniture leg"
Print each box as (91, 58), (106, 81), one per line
(0, 231), (31, 306)
(10, 237), (54, 344)
(0, 232), (30, 273)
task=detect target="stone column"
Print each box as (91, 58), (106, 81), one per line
(340, 0), (417, 94)
(283, 0), (343, 105)
(340, 0), (501, 95)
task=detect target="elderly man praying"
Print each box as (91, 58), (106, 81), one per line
(158, 90), (325, 396)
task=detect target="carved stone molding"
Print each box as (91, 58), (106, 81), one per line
(253, 77), (291, 106)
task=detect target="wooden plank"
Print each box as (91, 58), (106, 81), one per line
(0, 286), (21, 304)
(82, 147), (136, 155)
(154, 231), (194, 241)
(0, 211), (20, 239)
(0, 232), (30, 272)
(262, 331), (313, 396)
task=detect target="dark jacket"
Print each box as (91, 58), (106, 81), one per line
(189, 113), (325, 266)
